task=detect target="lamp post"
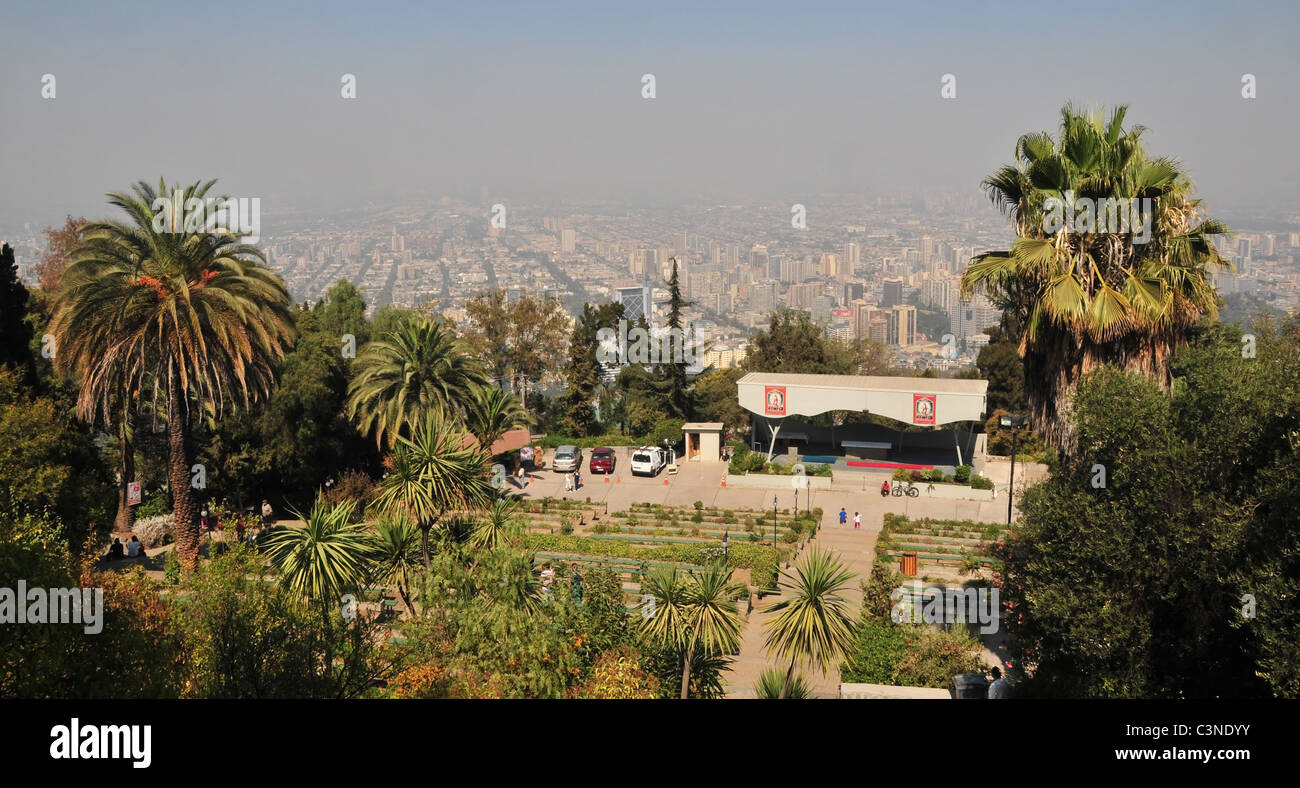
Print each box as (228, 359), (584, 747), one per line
(1000, 414), (1027, 525)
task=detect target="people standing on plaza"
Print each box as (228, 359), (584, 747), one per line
(574, 469), (582, 489)
(853, 511), (861, 529)
(564, 472), (573, 492)
(839, 507), (847, 527)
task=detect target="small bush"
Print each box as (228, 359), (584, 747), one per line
(924, 468), (945, 483)
(162, 549), (181, 586)
(892, 468), (911, 482)
(134, 514), (173, 549)
(748, 532), (760, 543)
(969, 475), (994, 490)
(560, 520), (575, 536)
(693, 500), (704, 510)
(908, 470), (925, 483)
(954, 465), (972, 484)
(691, 512), (704, 524)
(722, 511), (737, 524)
(780, 529), (799, 544)
(743, 522), (755, 533)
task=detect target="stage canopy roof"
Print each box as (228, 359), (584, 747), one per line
(736, 372), (988, 428)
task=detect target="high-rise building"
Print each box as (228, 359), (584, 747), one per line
(920, 236), (934, 272)
(618, 284), (653, 330)
(844, 282), (864, 304)
(560, 228), (577, 253)
(751, 279), (779, 315)
(750, 244), (769, 275)
(819, 253), (840, 279)
(887, 305), (917, 347)
(768, 254), (783, 280)
(788, 283), (819, 310)
(843, 242), (861, 275)
(951, 294), (1001, 339)
(882, 278), (905, 308)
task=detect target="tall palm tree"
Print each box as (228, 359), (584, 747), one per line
(465, 384), (531, 454)
(371, 516), (422, 616)
(261, 499), (374, 612)
(347, 316), (487, 448)
(963, 104), (1231, 453)
(372, 410), (495, 568)
(763, 547), (857, 698)
(52, 179), (295, 568)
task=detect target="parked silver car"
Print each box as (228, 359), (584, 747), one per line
(552, 445), (582, 473)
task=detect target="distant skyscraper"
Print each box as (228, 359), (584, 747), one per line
(921, 236), (934, 272)
(887, 305), (917, 347)
(768, 254), (783, 280)
(560, 228), (576, 253)
(843, 241), (861, 275)
(844, 282), (864, 304)
(750, 244), (769, 275)
(882, 278), (904, 308)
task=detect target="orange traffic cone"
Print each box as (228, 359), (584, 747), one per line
(721, 477), (727, 487)
(616, 476), (621, 483)
(663, 478), (669, 485)
(604, 476), (609, 484)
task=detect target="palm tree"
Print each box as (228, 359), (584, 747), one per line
(763, 547), (857, 698)
(963, 104), (1231, 453)
(465, 384), (531, 454)
(261, 499), (374, 612)
(638, 565), (743, 699)
(372, 410), (495, 568)
(52, 179), (295, 568)
(347, 316), (487, 448)
(471, 496), (523, 551)
(676, 565), (744, 699)
(371, 516), (422, 616)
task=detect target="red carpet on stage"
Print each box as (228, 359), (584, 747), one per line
(846, 460), (935, 470)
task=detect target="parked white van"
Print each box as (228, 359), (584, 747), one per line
(630, 446), (666, 477)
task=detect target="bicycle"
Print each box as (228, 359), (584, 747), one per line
(892, 482), (920, 498)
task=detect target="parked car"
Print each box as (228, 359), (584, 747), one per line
(589, 446), (616, 474)
(630, 446), (667, 477)
(553, 445), (582, 473)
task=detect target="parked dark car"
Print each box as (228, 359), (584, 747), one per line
(589, 446), (616, 474)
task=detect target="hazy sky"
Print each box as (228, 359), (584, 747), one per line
(3, 0), (1299, 231)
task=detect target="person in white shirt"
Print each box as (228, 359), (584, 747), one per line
(987, 667), (1010, 699)
(126, 535), (142, 558)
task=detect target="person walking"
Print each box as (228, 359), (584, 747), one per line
(564, 472), (573, 492)
(839, 507), (847, 527)
(853, 511), (861, 530)
(574, 469), (582, 490)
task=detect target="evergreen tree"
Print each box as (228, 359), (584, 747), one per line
(657, 258), (695, 419)
(563, 302), (623, 436)
(0, 244), (36, 385)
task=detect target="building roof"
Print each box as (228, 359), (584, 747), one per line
(737, 372), (986, 395)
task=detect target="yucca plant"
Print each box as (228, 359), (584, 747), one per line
(763, 546), (857, 698)
(963, 104), (1231, 453)
(372, 410), (495, 568)
(370, 516), (422, 616)
(471, 496), (523, 551)
(261, 499), (374, 614)
(755, 666), (810, 700)
(638, 565), (743, 699)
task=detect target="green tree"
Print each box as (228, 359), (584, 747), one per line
(347, 315), (486, 448)
(743, 308), (857, 375)
(763, 547), (858, 697)
(692, 367), (749, 434)
(461, 290), (570, 404)
(963, 104), (1230, 454)
(562, 302), (624, 437)
(976, 320), (1029, 414)
(638, 565), (743, 699)
(53, 179), (295, 569)
(371, 515), (422, 615)
(657, 258), (696, 420)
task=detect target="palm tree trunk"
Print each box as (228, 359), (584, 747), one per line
(113, 403), (136, 533)
(778, 660), (796, 699)
(420, 525), (432, 570)
(167, 369), (198, 569)
(679, 644), (695, 700)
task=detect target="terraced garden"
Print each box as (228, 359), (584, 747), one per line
(874, 513), (1009, 583)
(517, 498), (819, 605)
